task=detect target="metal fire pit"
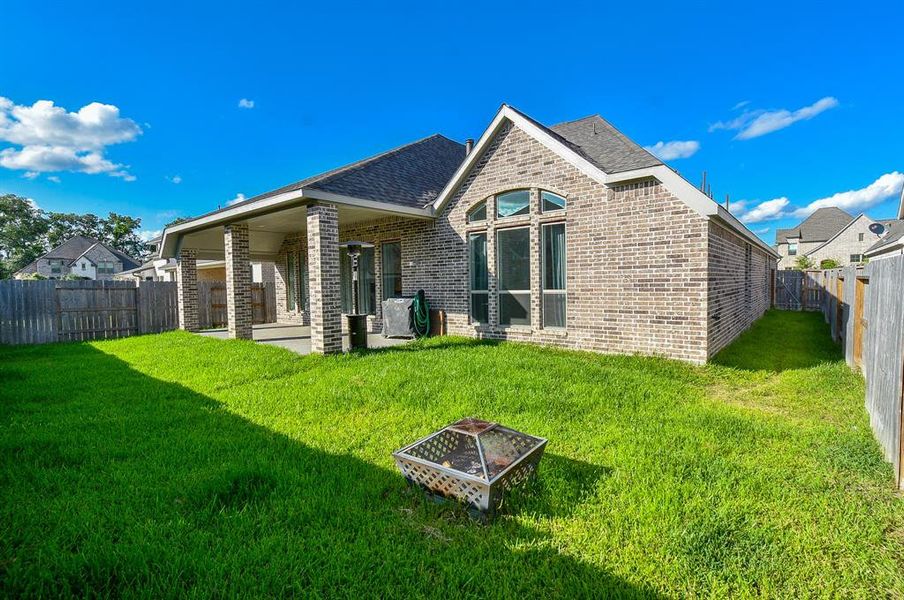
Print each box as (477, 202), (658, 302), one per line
(393, 418), (547, 515)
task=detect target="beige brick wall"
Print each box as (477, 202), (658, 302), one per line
(707, 221), (773, 356)
(806, 216), (880, 266)
(273, 121), (775, 363)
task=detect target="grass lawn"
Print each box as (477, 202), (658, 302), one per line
(2, 310), (903, 597)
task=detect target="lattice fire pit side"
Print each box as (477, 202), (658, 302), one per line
(392, 418), (547, 514)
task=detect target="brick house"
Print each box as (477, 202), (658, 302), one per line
(159, 105), (778, 364)
(14, 235), (140, 280)
(775, 208), (902, 269)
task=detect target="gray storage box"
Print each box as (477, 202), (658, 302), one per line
(382, 297), (415, 338)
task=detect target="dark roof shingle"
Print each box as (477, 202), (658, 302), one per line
(775, 207), (853, 244)
(550, 115), (663, 174)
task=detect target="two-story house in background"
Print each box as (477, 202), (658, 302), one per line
(775, 207), (902, 269)
(14, 236), (140, 280)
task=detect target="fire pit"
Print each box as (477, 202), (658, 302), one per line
(393, 418), (547, 515)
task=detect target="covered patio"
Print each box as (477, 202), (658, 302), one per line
(199, 323), (409, 354)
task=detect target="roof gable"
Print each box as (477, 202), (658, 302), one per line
(776, 207), (853, 244)
(804, 213), (872, 256)
(550, 115), (662, 173)
(43, 236), (100, 261)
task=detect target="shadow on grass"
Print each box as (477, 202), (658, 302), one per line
(0, 343), (657, 598)
(709, 310), (844, 373)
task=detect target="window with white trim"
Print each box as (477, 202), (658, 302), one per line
(788, 243), (798, 256)
(496, 190), (530, 218)
(469, 232), (488, 323)
(542, 223), (566, 328)
(497, 227), (531, 326)
(541, 191), (566, 213)
(467, 201), (487, 223)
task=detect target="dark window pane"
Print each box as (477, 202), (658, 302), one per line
(543, 293), (566, 328)
(469, 233), (487, 291)
(471, 293), (488, 323)
(467, 201), (487, 223)
(496, 190), (530, 218)
(543, 223), (566, 290)
(286, 253), (297, 311)
(341, 247), (376, 314)
(499, 292), (531, 326)
(382, 242), (402, 301)
(497, 228), (530, 291)
(541, 191), (566, 212)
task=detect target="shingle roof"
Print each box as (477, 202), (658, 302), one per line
(222, 134), (466, 213)
(14, 236), (141, 275)
(866, 219), (904, 253)
(550, 115), (663, 174)
(775, 207), (853, 244)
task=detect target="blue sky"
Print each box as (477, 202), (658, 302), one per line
(2, 0), (902, 244)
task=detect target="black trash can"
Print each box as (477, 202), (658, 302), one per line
(347, 314), (368, 350)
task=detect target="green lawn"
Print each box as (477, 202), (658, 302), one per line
(1, 311), (902, 597)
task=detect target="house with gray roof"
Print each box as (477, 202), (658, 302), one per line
(775, 207), (904, 269)
(14, 236), (140, 280)
(158, 104), (778, 364)
(865, 188), (904, 260)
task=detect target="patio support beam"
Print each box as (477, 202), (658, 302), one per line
(306, 203), (342, 354)
(224, 222), (253, 340)
(176, 248), (199, 332)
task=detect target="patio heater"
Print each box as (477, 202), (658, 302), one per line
(340, 241), (374, 350)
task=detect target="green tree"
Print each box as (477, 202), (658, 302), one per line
(0, 194), (48, 279)
(794, 255), (814, 270)
(102, 213), (146, 258)
(819, 258), (840, 269)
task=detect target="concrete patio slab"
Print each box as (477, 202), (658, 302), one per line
(199, 322), (410, 355)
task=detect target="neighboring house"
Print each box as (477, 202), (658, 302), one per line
(14, 236), (140, 280)
(158, 104), (779, 364)
(865, 188), (904, 260)
(775, 208), (902, 269)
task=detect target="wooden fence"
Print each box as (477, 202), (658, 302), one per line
(774, 270), (823, 311)
(0, 280), (277, 345)
(782, 256), (904, 489)
(198, 281), (276, 328)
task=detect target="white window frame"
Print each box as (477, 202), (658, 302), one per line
(495, 190), (531, 220)
(541, 222), (567, 329)
(496, 225), (531, 327)
(540, 190), (566, 214)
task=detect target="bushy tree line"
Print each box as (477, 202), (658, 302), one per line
(0, 194), (149, 279)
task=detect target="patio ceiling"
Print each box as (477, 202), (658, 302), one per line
(164, 199), (430, 261)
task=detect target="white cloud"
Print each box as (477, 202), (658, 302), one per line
(47, 175), (61, 183)
(753, 227), (770, 235)
(166, 175), (182, 184)
(792, 171), (904, 218)
(25, 198), (39, 210)
(22, 171), (39, 179)
(643, 140), (700, 160)
(732, 171), (904, 225)
(739, 197), (791, 223)
(238, 98), (255, 109)
(710, 96), (839, 140)
(227, 193), (247, 206)
(733, 100), (751, 110)
(137, 229), (162, 242)
(0, 96), (141, 180)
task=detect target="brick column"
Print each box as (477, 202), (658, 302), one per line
(225, 223), (253, 339)
(306, 204), (342, 353)
(530, 188), (542, 329)
(176, 248), (199, 332)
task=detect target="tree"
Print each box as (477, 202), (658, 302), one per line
(794, 255), (814, 270)
(102, 213), (146, 258)
(45, 211), (148, 260)
(0, 194), (48, 279)
(819, 258), (840, 269)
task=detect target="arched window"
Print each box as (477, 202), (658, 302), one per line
(541, 191), (566, 212)
(496, 190), (530, 218)
(467, 200), (487, 223)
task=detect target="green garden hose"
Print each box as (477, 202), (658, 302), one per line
(412, 289), (430, 337)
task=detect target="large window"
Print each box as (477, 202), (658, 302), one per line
(788, 243), (798, 256)
(97, 261), (115, 275)
(50, 260), (62, 275)
(469, 232), (488, 323)
(340, 247), (375, 314)
(496, 190), (530, 218)
(381, 241), (402, 301)
(542, 223), (566, 328)
(497, 227), (531, 326)
(850, 254), (863, 264)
